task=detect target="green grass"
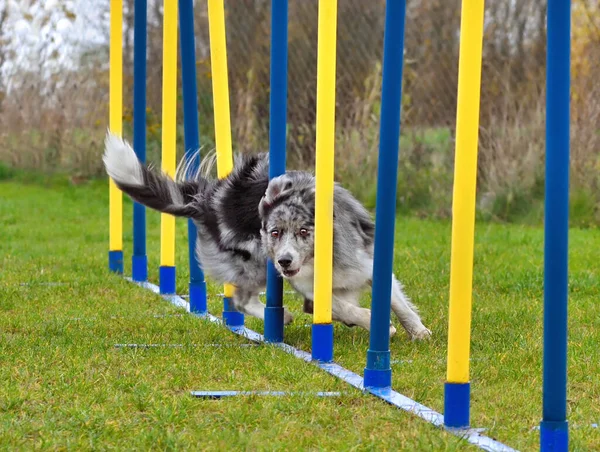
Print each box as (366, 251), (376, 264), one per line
(1, 179), (599, 451)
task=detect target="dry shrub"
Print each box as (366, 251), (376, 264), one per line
(477, 97), (546, 219)
(569, 81), (600, 226)
(0, 62), (108, 179)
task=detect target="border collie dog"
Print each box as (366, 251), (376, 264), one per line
(103, 132), (431, 340)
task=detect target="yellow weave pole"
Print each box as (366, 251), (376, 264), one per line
(159, 0), (178, 289)
(446, 0), (486, 385)
(207, 0), (233, 178)
(313, 0), (338, 326)
(108, 0), (123, 272)
(207, 0), (236, 312)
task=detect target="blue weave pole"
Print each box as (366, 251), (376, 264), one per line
(540, 0), (570, 451)
(363, 0), (407, 390)
(179, 0), (208, 314)
(264, 0), (289, 343)
(132, 0), (148, 283)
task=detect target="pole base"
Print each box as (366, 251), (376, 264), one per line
(132, 255), (147, 282)
(311, 323), (333, 362)
(264, 306), (284, 343)
(223, 297), (244, 327)
(364, 349), (392, 389)
(444, 382), (470, 429)
(159, 266), (176, 295)
(540, 420), (568, 452)
(189, 281), (208, 315)
(109, 250), (123, 274)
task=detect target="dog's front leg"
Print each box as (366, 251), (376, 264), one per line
(390, 275), (431, 340)
(232, 289), (266, 321)
(233, 289), (294, 325)
(302, 298), (314, 314)
(331, 291), (397, 337)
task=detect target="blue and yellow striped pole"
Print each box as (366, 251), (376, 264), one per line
(207, 0), (242, 326)
(179, 0), (208, 314)
(132, 0), (148, 282)
(444, 0), (486, 429)
(264, 0), (289, 343)
(540, 1), (570, 450)
(159, 0), (178, 294)
(108, 0), (123, 274)
(363, 0), (407, 389)
(311, 0), (337, 363)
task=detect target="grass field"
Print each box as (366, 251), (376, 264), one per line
(1, 177), (599, 451)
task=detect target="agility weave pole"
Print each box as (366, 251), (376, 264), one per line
(108, 0), (123, 274)
(179, 0), (209, 314)
(540, 0), (571, 450)
(362, 0), (406, 390)
(311, 0), (337, 362)
(263, 0), (289, 344)
(206, 0), (243, 327)
(131, 0), (148, 283)
(107, 0), (570, 450)
(158, 0), (178, 295)
(444, 0), (485, 429)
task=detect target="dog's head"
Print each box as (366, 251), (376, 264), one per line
(258, 172), (316, 279)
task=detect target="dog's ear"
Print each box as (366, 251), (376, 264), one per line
(258, 175), (293, 220)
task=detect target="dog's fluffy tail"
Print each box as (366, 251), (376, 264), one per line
(103, 132), (206, 218)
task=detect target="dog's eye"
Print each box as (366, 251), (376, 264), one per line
(299, 228), (309, 237)
(270, 230), (279, 238)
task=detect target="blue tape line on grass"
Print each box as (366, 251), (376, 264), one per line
(191, 391), (341, 398)
(114, 343), (259, 349)
(125, 278), (518, 452)
(20, 282), (71, 287)
(127, 279), (189, 310)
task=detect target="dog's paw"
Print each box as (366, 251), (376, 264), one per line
(410, 327), (432, 341)
(283, 309), (294, 325)
(389, 324), (397, 337)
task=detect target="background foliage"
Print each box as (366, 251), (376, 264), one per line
(1, 0), (599, 225)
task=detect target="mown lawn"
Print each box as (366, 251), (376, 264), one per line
(1, 178), (598, 451)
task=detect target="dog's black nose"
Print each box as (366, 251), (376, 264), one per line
(278, 255), (292, 268)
